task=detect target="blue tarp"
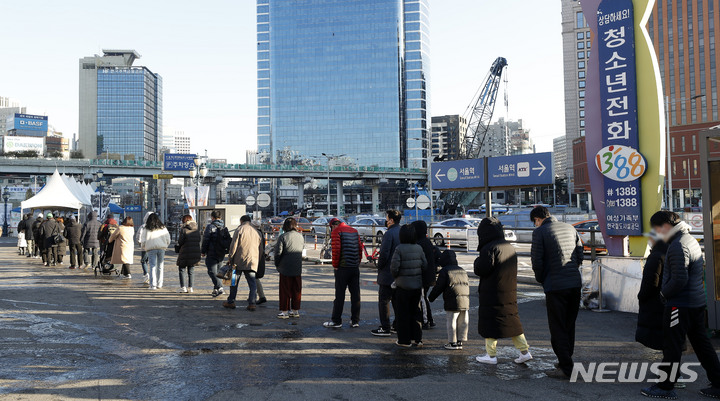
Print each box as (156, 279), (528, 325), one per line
(11, 207), (21, 213)
(108, 203), (124, 213)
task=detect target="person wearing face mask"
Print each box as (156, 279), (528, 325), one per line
(529, 206), (584, 379)
(641, 211), (720, 399)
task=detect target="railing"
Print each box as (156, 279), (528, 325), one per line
(0, 157), (426, 174)
(255, 222), (704, 264)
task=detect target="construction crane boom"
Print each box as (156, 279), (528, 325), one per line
(462, 57), (508, 159)
(440, 57), (508, 214)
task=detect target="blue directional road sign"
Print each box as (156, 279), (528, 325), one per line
(163, 153), (197, 171)
(487, 152), (553, 187)
(125, 205), (142, 212)
(431, 159), (484, 190)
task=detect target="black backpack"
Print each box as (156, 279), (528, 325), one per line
(214, 226), (232, 255)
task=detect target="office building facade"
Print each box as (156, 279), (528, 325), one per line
(0, 96), (26, 137)
(79, 50), (163, 161)
(257, 0), (430, 168)
(647, 0), (720, 207)
(174, 134), (191, 154)
(561, 0), (592, 202)
(553, 136), (568, 179)
(430, 115), (466, 161)
(474, 118), (530, 158)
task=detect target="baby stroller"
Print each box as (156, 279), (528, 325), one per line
(94, 239), (118, 277)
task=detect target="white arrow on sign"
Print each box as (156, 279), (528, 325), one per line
(532, 161), (547, 176)
(434, 169), (446, 182)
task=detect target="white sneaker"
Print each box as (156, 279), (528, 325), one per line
(289, 310), (300, 318)
(475, 354), (498, 365)
(143, 274), (149, 284)
(179, 287), (188, 293)
(514, 351), (533, 364)
(125, 274), (132, 279)
(150, 286), (158, 290)
(277, 311), (290, 319)
(188, 287), (194, 293)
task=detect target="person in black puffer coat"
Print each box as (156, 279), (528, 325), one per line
(530, 206), (583, 378)
(429, 250), (470, 350)
(81, 211), (101, 268)
(411, 220), (441, 329)
(635, 233), (667, 351)
(641, 212), (720, 398)
(473, 217), (531, 365)
(64, 216), (83, 269)
(177, 215), (202, 293)
(32, 215), (44, 261)
(390, 224), (428, 347)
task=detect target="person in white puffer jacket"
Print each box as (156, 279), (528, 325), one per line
(136, 211), (154, 283)
(140, 213), (171, 290)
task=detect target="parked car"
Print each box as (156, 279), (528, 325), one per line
(351, 217), (387, 243)
(310, 216), (345, 236)
(295, 217), (312, 233)
(572, 219), (607, 253)
(430, 218), (516, 247)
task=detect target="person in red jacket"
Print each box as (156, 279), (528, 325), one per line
(323, 218), (364, 328)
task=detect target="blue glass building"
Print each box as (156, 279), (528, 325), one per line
(257, 0), (430, 168)
(79, 50), (163, 161)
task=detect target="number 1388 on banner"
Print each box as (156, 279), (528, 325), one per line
(595, 145), (647, 182)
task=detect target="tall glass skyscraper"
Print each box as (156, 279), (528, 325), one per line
(257, 0), (430, 168)
(79, 50), (163, 161)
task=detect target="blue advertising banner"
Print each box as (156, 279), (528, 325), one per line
(163, 153), (197, 171)
(9, 113), (48, 132)
(487, 152), (553, 187)
(431, 159), (484, 190)
(595, 0), (645, 236)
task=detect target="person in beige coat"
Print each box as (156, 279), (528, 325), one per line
(223, 215), (261, 311)
(109, 217), (135, 279)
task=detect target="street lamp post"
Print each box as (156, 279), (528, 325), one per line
(2, 186), (9, 237)
(321, 153), (345, 216)
(665, 94), (705, 210)
(96, 170), (104, 220)
(189, 156), (208, 219)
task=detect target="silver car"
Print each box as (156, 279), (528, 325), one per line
(351, 217), (387, 243)
(310, 216), (345, 236)
(430, 218), (517, 247)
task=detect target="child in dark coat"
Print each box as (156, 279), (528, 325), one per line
(429, 250), (470, 350)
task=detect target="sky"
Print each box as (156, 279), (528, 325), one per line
(0, 0), (564, 162)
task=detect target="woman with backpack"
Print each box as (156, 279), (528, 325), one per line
(109, 217), (135, 279)
(390, 224), (428, 348)
(140, 213), (171, 290)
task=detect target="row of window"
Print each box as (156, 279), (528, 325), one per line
(672, 159), (698, 177)
(670, 134), (698, 153)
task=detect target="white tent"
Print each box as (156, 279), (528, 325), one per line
(21, 170), (88, 211)
(61, 173), (92, 206)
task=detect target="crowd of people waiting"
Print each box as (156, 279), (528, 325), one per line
(11, 205), (720, 398)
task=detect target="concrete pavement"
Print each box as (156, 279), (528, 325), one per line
(0, 238), (714, 400)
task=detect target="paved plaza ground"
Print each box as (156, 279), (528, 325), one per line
(0, 238), (715, 400)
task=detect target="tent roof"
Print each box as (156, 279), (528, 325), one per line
(21, 170), (87, 211)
